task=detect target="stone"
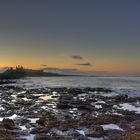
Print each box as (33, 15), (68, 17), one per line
(2, 118), (15, 129)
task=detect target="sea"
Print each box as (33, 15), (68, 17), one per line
(7, 76), (140, 97)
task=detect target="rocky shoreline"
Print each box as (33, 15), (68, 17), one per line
(0, 86), (140, 140)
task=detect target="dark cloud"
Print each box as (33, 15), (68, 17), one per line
(42, 67), (83, 75)
(41, 67), (114, 76)
(72, 55), (83, 60)
(41, 64), (48, 67)
(77, 62), (92, 66)
(43, 68), (77, 71)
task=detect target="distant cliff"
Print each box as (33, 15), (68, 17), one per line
(0, 66), (65, 79)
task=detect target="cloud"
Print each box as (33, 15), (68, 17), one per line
(77, 62), (92, 66)
(43, 68), (77, 72)
(41, 67), (115, 76)
(42, 67), (84, 75)
(41, 64), (48, 67)
(72, 55), (83, 60)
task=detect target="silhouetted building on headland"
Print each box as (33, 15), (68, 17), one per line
(0, 66), (64, 79)
(0, 66), (26, 79)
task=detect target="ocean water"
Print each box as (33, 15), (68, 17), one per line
(11, 76), (140, 96)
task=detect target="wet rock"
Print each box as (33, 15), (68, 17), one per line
(85, 125), (104, 137)
(118, 120), (131, 130)
(76, 135), (89, 140)
(15, 99), (34, 105)
(121, 131), (140, 140)
(34, 134), (50, 140)
(36, 117), (46, 126)
(57, 103), (71, 109)
(30, 126), (49, 134)
(94, 115), (124, 125)
(123, 114), (137, 122)
(78, 114), (124, 127)
(105, 129), (123, 140)
(19, 118), (30, 125)
(0, 129), (26, 140)
(131, 120), (140, 130)
(0, 80), (16, 85)
(0, 132), (16, 140)
(59, 94), (73, 101)
(2, 118), (15, 129)
(58, 121), (74, 130)
(78, 104), (93, 110)
(0, 86), (140, 139)
(17, 94), (25, 98)
(114, 95), (128, 102)
(16, 138), (26, 140)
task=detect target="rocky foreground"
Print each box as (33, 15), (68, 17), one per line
(0, 86), (140, 140)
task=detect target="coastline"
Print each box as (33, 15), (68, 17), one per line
(0, 84), (140, 140)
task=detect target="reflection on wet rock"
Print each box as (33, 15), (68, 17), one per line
(0, 86), (140, 139)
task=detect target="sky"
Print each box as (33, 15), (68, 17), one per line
(0, 0), (140, 74)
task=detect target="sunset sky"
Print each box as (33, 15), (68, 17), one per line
(0, 0), (140, 74)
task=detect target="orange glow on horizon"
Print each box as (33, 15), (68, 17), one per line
(1, 61), (140, 73)
(0, 51), (140, 73)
